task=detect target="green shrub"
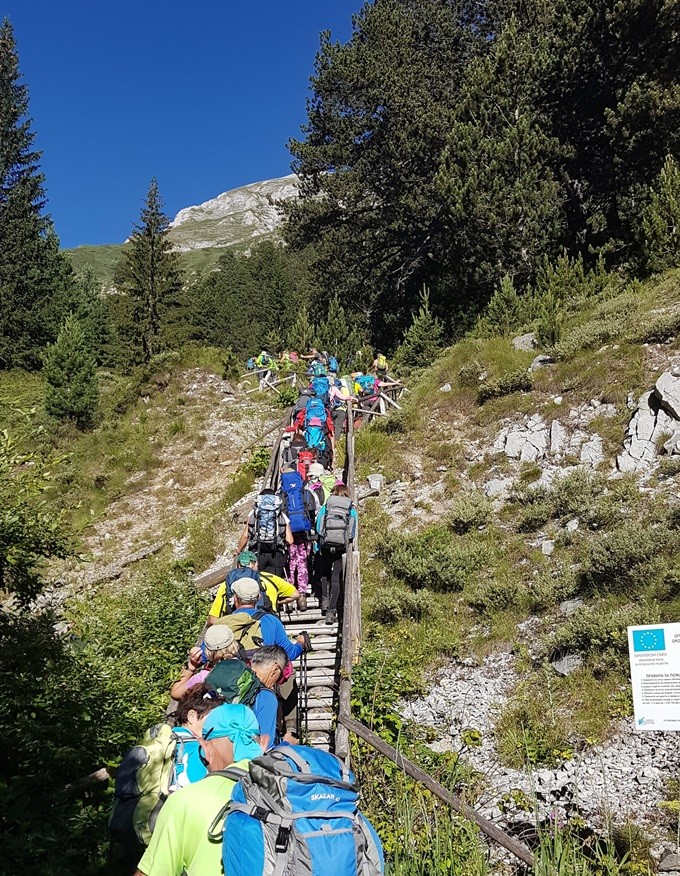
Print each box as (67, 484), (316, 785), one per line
(457, 359), (483, 387)
(626, 307), (680, 344)
(526, 564), (579, 612)
(579, 523), (671, 592)
(277, 386), (297, 407)
(384, 526), (489, 592)
(43, 314), (99, 428)
(245, 445), (271, 476)
(535, 288), (565, 347)
(477, 368), (531, 403)
(485, 275), (526, 337)
(550, 599), (659, 664)
(221, 346), (241, 381)
(447, 492), (491, 534)
(466, 576), (528, 613)
(518, 500), (552, 532)
(367, 584), (433, 625)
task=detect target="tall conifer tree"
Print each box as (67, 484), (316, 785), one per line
(116, 179), (183, 363)
(0, 19), (74, 368)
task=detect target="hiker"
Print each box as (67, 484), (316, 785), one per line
(249, 644), (289, 750)
(236, 488), (294, 576)
(216, 577), (309, 735)
(280, 465), (319, 611)
(316, 484), (357, 626)
(169, 625), (241, 701)
(206, 550), (300, 621)
(255, 349), (275, 390)
(329, 375), (355, 436)
(134, 703), (262, 876)
(171, 685), (226, 790)
(109, 685), (226, 873)
(371, 352), (388, 379)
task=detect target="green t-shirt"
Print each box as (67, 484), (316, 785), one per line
(137, 759), (249, 876)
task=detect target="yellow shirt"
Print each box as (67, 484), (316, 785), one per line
(208, 573), (297, 617)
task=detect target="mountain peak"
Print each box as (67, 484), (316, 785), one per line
(168, 173), (299, 252)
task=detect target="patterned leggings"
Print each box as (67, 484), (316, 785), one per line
(288, 541), (310, 593)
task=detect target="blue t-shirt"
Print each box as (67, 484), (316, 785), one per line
(252, 688), (279, 749)
(239, 607), (304, 662)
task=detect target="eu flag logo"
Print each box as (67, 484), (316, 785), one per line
(633, 628), (666, 652)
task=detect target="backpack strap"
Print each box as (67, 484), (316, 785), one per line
(205, 766), (250, 841)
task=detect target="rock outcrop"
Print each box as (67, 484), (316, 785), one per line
(618, 365), (680, 472)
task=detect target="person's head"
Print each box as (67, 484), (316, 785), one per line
(203, 624), (240, 662)
(308, 462), (324, 482)
(332, 483), (350, 498)
(232, 576), (260, 608)
(175, 684), (225, 736)
(200, 703), (262, 770)
(250, 645), (288, 690)
(259, 487), (275, 497)
(237, 550), (258, 571)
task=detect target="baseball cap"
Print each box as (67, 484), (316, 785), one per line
(203, 625), (235, 651)
(237, 550), (257, 566)
(232, 577), (260, 602)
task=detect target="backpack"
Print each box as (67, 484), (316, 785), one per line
(223, 568), (274, 615)
(214, 745), (384, 876)
(355, 374), (376, 397)
(213, 610), (266, 660)
(297, 449), (314, 481)
(304, 397), (327, 428)
(311, 375), (330, 404)
(205, 658), (262, 707)
(246, 358), (255, 371)
(376, 354), (387, 372)
(293, 388), (315, 417)
(251, 494), (284, 551)
(109, 723), (188, 850)
(281, 470), (311, 534)
(309, 361), (327, 377)
(304, 424), (326, 452)
(321, 495), (354, 551)
(328, 355), (339, 373)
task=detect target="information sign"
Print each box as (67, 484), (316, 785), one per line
(628, 623), (680, 731)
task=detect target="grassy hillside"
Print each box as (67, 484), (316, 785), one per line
(65, 242), (234, 288)
(352, 268), (680, 867)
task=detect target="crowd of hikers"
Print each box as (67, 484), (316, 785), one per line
(109, 349), (385, 876)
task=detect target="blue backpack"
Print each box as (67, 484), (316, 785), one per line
(309, 361), (327, 377)
(356, 374), (376, 397)
(246, 358), (255, 371)
(215, 746), (384, 876)
(280, 471), (311, 534)
(304, 424), (326, 452)
(304, 397), (327, 428)
(328, 355), (339, 373)
(311, 375), (330, 404)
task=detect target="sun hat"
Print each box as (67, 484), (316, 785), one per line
(308, 462), (324, 477)
(237, 550), (257, 566)
(203, 624), (235, 651)
(232, 577), (260, 602)
(201, 703), (263, 761)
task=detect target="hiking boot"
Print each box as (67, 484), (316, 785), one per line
(325, 609), (337, 626)
(297, 593), (308, 612)
(321, 596), (329, 614)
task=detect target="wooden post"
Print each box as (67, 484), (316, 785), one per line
(336, 714), (535, 868)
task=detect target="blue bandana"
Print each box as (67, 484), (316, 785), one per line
(201, 703), (263, 761)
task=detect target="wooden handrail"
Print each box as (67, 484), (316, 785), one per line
(337, 714), (535, 867)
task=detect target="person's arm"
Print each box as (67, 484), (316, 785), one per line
(169, 647), (203, 701)
(236, 521), (249, 554)
(252, 689), (278, 751)
(284, 522), (294, 546)
(349, 507), (358, 542)
(262, 615), (304, 661)
(274, 574), (300, 605)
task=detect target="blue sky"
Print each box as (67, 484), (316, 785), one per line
(2, 1), (360, 248)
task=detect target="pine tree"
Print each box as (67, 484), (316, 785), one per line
(43, 314), (98, 428)
(640, 155), (680, 273)
(393, 287), (444, 369)
(486, 275), (524, 337)
(288, 304), (317, 354)
(0, 20), (76, 368)
(115, 179), (183, 363)
(316, 295), (364, 370)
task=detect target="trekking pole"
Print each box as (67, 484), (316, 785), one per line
(299, 631), (311, 741)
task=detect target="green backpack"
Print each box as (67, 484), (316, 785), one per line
(205, 658), (262, 707)
(109, 723), (183, 850)
(213, 609), (266, 659)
